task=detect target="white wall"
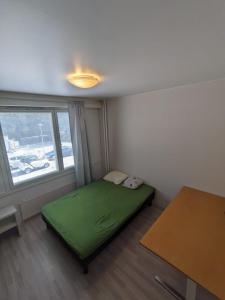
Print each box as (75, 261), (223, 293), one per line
(108, 78), (225, 207)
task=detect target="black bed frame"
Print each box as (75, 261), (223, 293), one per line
(41, 190), (155, 274)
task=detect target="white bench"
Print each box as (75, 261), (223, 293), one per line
(0, 205), (22, 236)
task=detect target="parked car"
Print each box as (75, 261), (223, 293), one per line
(9, 155), (37, 170)
(9, 155), (50, 174)
(9, 156), (21, 170)
(62, 147), (73, 157)
(45, 146), (73, 161)
(45, 150), (56, 161)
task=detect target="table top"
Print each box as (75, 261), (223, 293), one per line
(140, 186), (225, 300)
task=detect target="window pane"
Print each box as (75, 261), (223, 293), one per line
(57, 112), (74, 168)
(0, 165), (6, 195)
(0, 112), (58, 185)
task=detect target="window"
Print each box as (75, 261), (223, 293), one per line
(57, 112), (74, 168)
(0, 164), (6, 195)
(0, 108), (74, 187)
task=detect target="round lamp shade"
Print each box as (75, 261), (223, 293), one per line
(67, 73), (101, 89)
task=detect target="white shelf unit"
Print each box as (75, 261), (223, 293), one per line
(0, 206), (22, 236)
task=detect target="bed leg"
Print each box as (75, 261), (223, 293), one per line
(148, 191), (155, 206)
(41, 216), (49, 229)
(82, 261), (88, 274)
(83, 264), (88, 274)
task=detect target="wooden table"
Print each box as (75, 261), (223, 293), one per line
(140, 187), (225, 300)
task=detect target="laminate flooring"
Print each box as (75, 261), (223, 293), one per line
(0, 205), (217, 300)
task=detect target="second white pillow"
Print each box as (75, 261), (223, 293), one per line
(122, 176), (144, 189)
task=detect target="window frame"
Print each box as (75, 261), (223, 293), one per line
(56, 111), (75, 170)
(0, 106), (74, 190)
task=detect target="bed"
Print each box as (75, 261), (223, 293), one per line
(41, 179), (155, 273)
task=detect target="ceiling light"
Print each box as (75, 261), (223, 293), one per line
(67, 72), (102, 89)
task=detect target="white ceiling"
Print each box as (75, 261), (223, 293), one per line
(1, 0), (225, 98)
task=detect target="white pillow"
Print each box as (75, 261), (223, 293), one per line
(103, 170), (128, 185)
(122, 176), (144, 189)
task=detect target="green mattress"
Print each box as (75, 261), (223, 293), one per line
(41, 179), (154, 259)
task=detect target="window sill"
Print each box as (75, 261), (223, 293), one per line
(0, 168), (75, 200)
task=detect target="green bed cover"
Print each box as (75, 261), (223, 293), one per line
(41, 179), (154, 259)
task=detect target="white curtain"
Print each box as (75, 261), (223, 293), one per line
(68, 102), (92, 187)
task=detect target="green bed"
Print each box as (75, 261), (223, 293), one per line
(41, 179), (155, 271)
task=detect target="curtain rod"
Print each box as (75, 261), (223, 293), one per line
(0, 92), (102, 109)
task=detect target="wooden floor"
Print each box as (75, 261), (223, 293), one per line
(0, 206), (217, 300)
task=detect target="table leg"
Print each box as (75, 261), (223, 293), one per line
(186, 279), (197, 300)
(155, 276), (184, 300)
(154, 276), (197, 300)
